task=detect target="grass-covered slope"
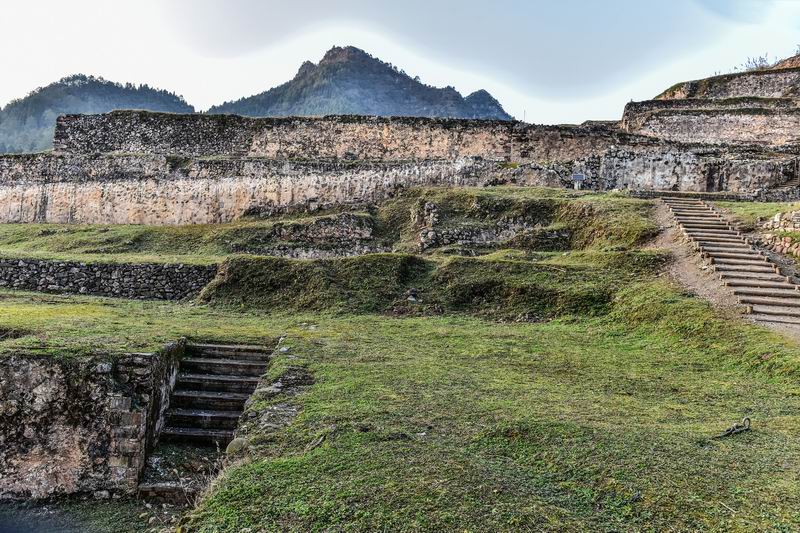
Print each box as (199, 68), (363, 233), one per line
(180, 283), (796, 531)
(1, 186), (799, 530)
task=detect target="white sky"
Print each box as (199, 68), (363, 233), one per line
(2, 0), (800, 123)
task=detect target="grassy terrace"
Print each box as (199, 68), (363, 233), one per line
(2, 188), (799, 530)
(713, 200), (800, 230)
(0, 187), (654, 265)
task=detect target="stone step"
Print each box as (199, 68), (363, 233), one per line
(664, 198), (705, 202)
(170, 390), (250, 411)
(676, 217), (725, 224)
(691, 237), (749, 245)
(681, 224), (732, 231)
(750, 305), (800, 318)
(740, 296), (800, 308)
(695, 243), (751, 251)
(137, 482), (197, 505)
(719, 271), (786, 282)
(708, 252), (765, 261)
(750, 314), (800, 325)
(670, 209), (714, 214)
(712, 258), (771, 267)
(684, 229), (740, 236)
(165, 408), (241, 430)
(187, 342), (268, 354)
(724, 279), (797, 290)
(176, 373), (260, 393)
(189, 349), (269, 362)
(713, 259), (780, 274)
(180, 357), (268, 377)
(160, 426), (235, 445)
(699, 246), (755, 255)
(733, 287), (800, 299)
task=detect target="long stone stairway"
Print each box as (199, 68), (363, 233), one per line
(138, 342), (270, 502)
(663, 197), (800, 326)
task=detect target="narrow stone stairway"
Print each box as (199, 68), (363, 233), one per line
(664, 197), (800, 326)
(138, 342), (270, 502)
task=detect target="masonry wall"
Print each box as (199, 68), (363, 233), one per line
(0, 155), (509, 224)
(0, 342), (183, 499)
(621, 104), (800, 146)
(0, 146), (797, 225)
(52, 111), (638, 163)
(0, 258), (217, 299)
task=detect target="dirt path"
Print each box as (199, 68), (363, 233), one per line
(646, 202), (800, 342)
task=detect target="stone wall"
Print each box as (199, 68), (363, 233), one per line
(0, 258), (216, 299)
(52, 111), (638, 164)
(1, 143), (798, 224)
(621, 99), (800, 146)
(657, 68), (800, 99)
(0, 342), (183, 499)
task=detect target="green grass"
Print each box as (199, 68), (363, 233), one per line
(182, 281), (799, 532)
(198, 249), (666, 319)
(713, 200), (800, 230)
(4, 186), (799, 530)
(0, 281), (798, 530)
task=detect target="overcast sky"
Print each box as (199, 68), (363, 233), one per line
(2, 0), (800, 123)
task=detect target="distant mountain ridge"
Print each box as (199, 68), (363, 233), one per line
(207, 46), (512, 120)
(0, 47), (512, 154)
(0, 75), (193, 153)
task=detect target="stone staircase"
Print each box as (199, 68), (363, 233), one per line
(137, 342), (270, 502)
(663, 197), (800, 326)
(161, 343), (269, 445)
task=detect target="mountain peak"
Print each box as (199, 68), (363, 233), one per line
(320, 46), (371, 64)
(210, 46), (512, 120)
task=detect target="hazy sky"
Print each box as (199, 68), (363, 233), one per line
(2, 0), (800, 123)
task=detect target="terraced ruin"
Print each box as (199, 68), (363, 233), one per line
(2, 56), (800, 532)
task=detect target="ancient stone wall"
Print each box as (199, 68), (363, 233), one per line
(52, 111), (636, 164)
(1, 142), (797, 224)
(0, 342), (183, 499)
(657, 68), (800, 99)
(621, 100), (800, 146)
(0, 258), (216, 299)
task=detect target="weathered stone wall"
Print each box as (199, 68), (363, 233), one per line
(53, 111), (636, 164)
(621, 101), (800, 146)
(0, 258), (216, 299)
(0, 342), (183, 499)
(1, 144), (797, 224)
(657, 68), (800, 99)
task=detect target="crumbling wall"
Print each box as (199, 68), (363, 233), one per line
(52, 111), (636, 164)
(0, 342), (183, 499)
(622, 104), (800, 146)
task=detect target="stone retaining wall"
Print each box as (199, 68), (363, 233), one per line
(0, 342), (183, 499)
(0, 259), (217, 300)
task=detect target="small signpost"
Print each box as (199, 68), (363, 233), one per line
(572, 173), (586, 190)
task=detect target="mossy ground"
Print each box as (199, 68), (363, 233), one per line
(2, 281), (798, 531)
